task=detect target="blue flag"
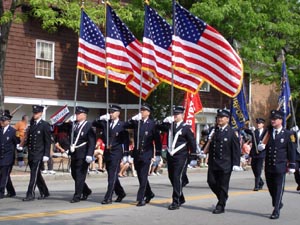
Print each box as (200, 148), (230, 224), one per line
(278, 61), (291, 127)
(230, 85), (249, 130)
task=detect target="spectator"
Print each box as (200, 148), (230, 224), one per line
(91, 138), (105, 172)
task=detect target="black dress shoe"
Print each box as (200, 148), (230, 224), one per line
(101, 199), (112, 204)
(212, 205), (225, 214)
(23, 196), (35, 201)
(253, 187), (259, 191)
(115, 193), (126, 202)
(136, 200), (146, 206)
(168, 203), (180, 210)
(38, 193), (50, 200)
(6, 193), (16, 198)
(70, 198), (80, 203)
(81, 190), (92, 200)
(270, 211), (280, 219)
(179, 199), (186, 206)
(145, 193), (155, 203)
(297, 185), (300, 191)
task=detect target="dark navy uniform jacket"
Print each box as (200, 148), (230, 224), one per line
(208, 125), (240, 173)
(25, 120), (51, 162)
(265, 128), (296, 174)
(158, 122), (197, 158)
(125, 119), (161, 161)
(0, 126), (19, 166)
(249, 128), (267, 159)
(70, 121), (96, 160)
(95, 119), (129, 161)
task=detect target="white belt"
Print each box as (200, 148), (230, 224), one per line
(168, 128), (187, 156)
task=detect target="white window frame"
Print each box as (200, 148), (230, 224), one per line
(200, 82), (210, 92)
(80, 71), (98, 84)
(35, 40), (55, 80)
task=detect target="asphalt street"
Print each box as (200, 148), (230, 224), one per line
(0, 168), (299, 225)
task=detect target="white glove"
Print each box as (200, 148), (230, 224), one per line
(257, 143), (265, 151)
(189, 160), (197, 167)
(291, 126), (299, 132)
(233, 165), (243, 172)
(16, 144), (23, 152)
(155, 156), (161, 163)
(131, 113), (142, 121)
(198, 151), (207, 159)
(122, 156), (128, 164)
(163, 116), (174, 123)
(99, 113), (110, 121)
(85, 156), (93, 163)
(249, 126), (255, 131)
(18, 161), (25, 168)
(288, 168), (296, 174)
(43, 156), (49, 162)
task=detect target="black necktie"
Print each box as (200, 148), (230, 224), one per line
(275, 130), (278, 138)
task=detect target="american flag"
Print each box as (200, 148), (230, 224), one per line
(77, 10), (127, 85)
(77, 10), (106, 78)
(172, 2), (243, 97)
(142, 5), (203, 93)
(106, 5), (160, 99)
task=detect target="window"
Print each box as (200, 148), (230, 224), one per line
(35, 40), (55, 79)
(200, 82), (210, 92)
(80, 71), (98, 84)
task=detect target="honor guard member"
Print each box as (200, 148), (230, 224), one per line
(23, 105), (51, 201)
(93, 104), (128, 204)
(290, 126), (300, 192)
(70, 106), (96, 203)
(249, 118), (267, 191)
(0, 110), (19, 198)
(207, 109), (240, 214)
(258, 110), (296, 219)
(125, 103), (162, 206)
(159, 106), (197, 210)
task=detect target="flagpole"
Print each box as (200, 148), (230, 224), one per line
(104, 1), (110, 146)
(71, 2), (85, 147)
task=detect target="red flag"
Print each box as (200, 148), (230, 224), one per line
(183, 92), (202, 134)
(172, 3), (243, 97)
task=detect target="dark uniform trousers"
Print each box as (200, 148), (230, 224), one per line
(166, 123), (197, 205)
(249, 128), (266, 189)
(27, 160), (49, 198)
(5, 164), (15, 196)
(125, 119), (162, 202)
(134, 157), (153, 202)
(207, 126), (240, 208)
(167, 154), (188, 205)
(265, 128), (295, 213)
(100, 120), (128, 201)
(104, 159), (125, 201)
(25, 120), (51, 198)
(290, 131), (300, 188)
(70, 159), (90, 200)
(0, 126), (18, 197)
(70, 120), (95, 201)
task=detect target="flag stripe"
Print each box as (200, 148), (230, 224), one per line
(142, 5), (202, 94)
(173, 2), (243, 97)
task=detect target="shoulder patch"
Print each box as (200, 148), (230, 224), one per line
(290, 135), (296, 143)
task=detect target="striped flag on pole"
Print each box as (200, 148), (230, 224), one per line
(172, 2), (243, 97)
(77, 10), (106, 78)
(106, 4), (160, 99)
(142, 4), (203, 93)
